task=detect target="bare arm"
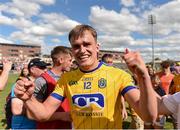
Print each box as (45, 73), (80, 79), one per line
(25, 96), (61, 121)
(123, 50), (157, 122)
(11, 98), (24, 115)
(14, 78), (62, 121)
(0, 60), (12, 91)
(49, 112), (72, 122)
(121, 96), (128, 120)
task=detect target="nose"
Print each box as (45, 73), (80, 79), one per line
(79, 45), (86, 53)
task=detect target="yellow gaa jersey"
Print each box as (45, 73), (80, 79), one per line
(51, 62), (136, 129)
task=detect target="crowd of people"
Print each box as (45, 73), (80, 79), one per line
(0, 24), (180, 129)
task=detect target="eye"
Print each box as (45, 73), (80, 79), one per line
(84, 42), (91, 47)
(72, 44), (80, 49)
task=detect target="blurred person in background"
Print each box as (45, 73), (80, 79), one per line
(169, 72), (180, 129)
(32, 46), (72, 129)
(156, 61), (174, 95)
(0, 60), (12, 91)
(157, 92), (180, 129)
(71, 60), (78, 70)
(101, 53), (114, 65)
(170, 74), (180, 95)
(11, 58), (49, 129)
(150, 75), (166, 129)
(146, 65), (154, 77)
(18, 67), (30, 79)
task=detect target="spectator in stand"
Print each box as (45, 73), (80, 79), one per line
(32, 46), (72, 129)
(11, 58), (49, 129)
(156, 61), (174, 95)
(0, 60), (12, 91)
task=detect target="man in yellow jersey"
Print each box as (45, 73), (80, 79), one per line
(14, 24), (157, 129)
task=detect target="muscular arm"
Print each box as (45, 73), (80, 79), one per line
(32, 77), (70, 121)
(49, 112), (71, 122)
(25, 95), (61, 121)
(122, 50), (158, 122)
(11, 98), (24, 115)
(124, 73), (157, 122)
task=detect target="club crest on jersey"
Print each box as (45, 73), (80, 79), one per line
(72, 93), (104, 109)
(98, 78), (107, 88)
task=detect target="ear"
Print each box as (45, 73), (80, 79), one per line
(58, 57), (64, 64)
(96, 43), (100, 53)
(29, 67), (34, 73)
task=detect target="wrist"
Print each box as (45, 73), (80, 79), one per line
(23, 96), (33, 103)
(137, 71), (150, 79)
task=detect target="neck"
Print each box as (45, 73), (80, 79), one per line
(164, 69), (170, 74)
(51, 66), (63, 76)
(80, 61), (100, 72)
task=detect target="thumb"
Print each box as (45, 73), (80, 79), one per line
(24, 80), (34, 89)
(125, 48), (129, 54)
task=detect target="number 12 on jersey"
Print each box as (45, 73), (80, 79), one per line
(84, 82), (92, 89)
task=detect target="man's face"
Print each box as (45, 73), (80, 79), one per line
(70, 30), (99, 71)
(105, 58), (113, 66)
(30, 66), (46, 78)
(61, 54), (72, 72)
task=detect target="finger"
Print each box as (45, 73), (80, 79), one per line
(16, 80), (25, 87)
(15, 90), (25, 95)
(24, 80), (34, 88)
(21, 77), (30, 82)
(16, 80), (28, 92)
(14, 86), (25, 96)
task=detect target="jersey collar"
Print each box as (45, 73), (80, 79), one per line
(80, 61), (103, 73)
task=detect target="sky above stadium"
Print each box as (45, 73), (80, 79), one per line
(0, 0), (180, 62)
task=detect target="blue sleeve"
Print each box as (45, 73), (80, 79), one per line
(11, 84), (15, 98)
(121, 86), (137, 96)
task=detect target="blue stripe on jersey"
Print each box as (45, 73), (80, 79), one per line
(121, 86), (137, 96)
(80, 61), (103, 73)
(50, 93), (64, 101)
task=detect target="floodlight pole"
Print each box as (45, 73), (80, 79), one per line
(148, 14), (156, 70)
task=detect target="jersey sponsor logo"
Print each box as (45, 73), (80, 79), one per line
(72, 93), (104, 109)
(98, 78), (107, 88)
(69, 80), (78, 86)
(75, 111), (103, 117)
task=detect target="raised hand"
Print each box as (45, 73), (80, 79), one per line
(122, 49), (148, 77)
(3, 60), (12, 72)
(14, 77), (35, 101)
